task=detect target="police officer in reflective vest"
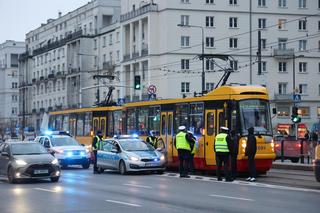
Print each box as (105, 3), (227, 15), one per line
(175, 126), (191, 178)
(92, 130), (103, 174)
(146, 130), (157, 148)
(214, 127), (232, 181)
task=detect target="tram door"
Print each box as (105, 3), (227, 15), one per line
(160, 112), (174, 163)
(93, 117), (100, 135)
(100, 117), (107, 138)
(69, 118), (77, 136)
(204, 109), (225, 166)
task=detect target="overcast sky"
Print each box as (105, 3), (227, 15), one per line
(0, 0), (90, 44)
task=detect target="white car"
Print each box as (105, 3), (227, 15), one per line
(37, 132), (90, 169)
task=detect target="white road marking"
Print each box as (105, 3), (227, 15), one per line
(34, 187), (62, 193)
(209, 194), (254, 202)
(123, 183), (152, 189)
(159, 173), (320, 194)
(105, 199), (141, 207)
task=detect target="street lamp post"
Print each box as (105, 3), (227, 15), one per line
(177, 24), (205, 93)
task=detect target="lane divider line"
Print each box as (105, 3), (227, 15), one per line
(123, 183), (152, 189)
(209, 194), (254, 202)
(105, 199), (142, 207)
(34, 188), (57, 193)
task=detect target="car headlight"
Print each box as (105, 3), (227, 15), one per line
(51, 158), (59, 165)
(15, 159), (27, 166)
(129, 156), (139, 161)
(160, 155), (165, 161)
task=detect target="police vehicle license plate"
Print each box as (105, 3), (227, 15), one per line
(34, 169), (48, 174)
(145, 163), (158, 167)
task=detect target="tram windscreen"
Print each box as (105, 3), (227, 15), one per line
(239, 99), (272, 135)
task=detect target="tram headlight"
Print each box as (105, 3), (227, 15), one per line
(271, 139), (274, 152)
(241, 139), (247, 153)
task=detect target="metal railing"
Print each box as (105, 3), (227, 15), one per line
(273, 48), (294, 59)
(120, 4), (158, 22)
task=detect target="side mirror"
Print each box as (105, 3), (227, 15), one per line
(1, 152), (9, 157)
(272, 108), (277, 115)
(111, 148), (119, 153)
(156, 147), (162, 151)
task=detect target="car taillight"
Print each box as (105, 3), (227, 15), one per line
(296, 143), (301, 148)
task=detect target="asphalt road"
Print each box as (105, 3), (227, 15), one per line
(0, 167), (319, 213)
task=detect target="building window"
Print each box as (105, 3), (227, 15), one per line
(278, 38), (287, 50)
(103, 54), (106, 63)
(11, 82), (18, 88)
(181, 82), (190, 93)
(181, 36), (190, 47)
(319, 84), (320, 95)
(278, 0), (287, 7)
(278, 83), (287, 94)
(229, 0), (237, 5)
(278, 19), (287, 30)
(206, 16), (214, 27)
(258, 0), (266, 7)
(94, 39), (97, 49)
(109, 34), (113, 45)
(229, 38), (238, 48)
(181, 15), (189, 26)
(261, 61), (267, 72)
(279, 62), (287, 72)
(298, 20), (307, 31)
(206, 37), (214, 47)
(181, 0), (190, 3)
(229, 17), (238, 28)
(319, 63), (320, 73)
(205, 59), (214, 71)
(206, 0), (214, 4)
(299, 107), (310, 117)
(103, 36), (106, 47)
(277, 106), (290, 117)
(299, 62), (307, 73)
(299, 84), (307, 94)
(117, 50), (120, 61)
(299, 40), (307, 51)
(258, 18), (267, 29)
(260, 39), (267, 49)
(299, 0), (306, 8)
(181, 59), (190, 70)
(230, 60), (238, 71)
(206, 83), (215, 91)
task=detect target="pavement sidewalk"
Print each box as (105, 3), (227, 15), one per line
(272, 160), (313, 171)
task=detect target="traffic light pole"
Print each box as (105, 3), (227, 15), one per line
(293, 56), (297, 140)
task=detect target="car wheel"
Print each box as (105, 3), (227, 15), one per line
(7, 167), (16, 184)
(119, 160), (127, 175)
(156, 170), (164, 175)
(82, 163), (90, 169)
(98, 167), (105, 173)
(50, 177), (60, 182)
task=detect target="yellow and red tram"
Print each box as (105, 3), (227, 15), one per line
(49, 85), (276, 173)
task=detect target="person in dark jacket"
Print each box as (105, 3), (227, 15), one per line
(245, 127), (257, 182)
(229, 130), (239, 180)
(92, 130), (103, 174)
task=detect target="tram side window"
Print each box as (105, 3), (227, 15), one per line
(49, 115), (55, 130)
(93, 118), (99, 134)
(168, 114), (172, 135)
(189, 103), (204, 135)
(207, 112), (215, 136)
(219, 112), (225, 129)
(127, 109), (136, 134)
(77, 114), (84, 136)
(108, 112), (114, 137)
(231, 110), (238, 132)
(175, 103), (189, 134)
(55, 115), (62, 130)
(113, 111), (123, 135)
(161, 114), (166, 135)
(62, 115), (69, 132)
(138, 107), (148, 136)
(148, 106), (160, 136)
(84, 112), (92, 136)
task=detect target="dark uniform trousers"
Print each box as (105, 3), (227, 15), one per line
(231, 154), (237, 179)
(93, 150), (98, 172)
(216, 152), (230, 180)
(248, 155), (256, 178)
(178, 149), (190, 176)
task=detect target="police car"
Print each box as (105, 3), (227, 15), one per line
(37, 131), (90, 169)
(96, 135), (166, 175)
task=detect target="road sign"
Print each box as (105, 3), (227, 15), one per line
(117, 98), (125, 106)
(148, 93), (156, 100)
(293, 94), (301, 102)
(148, 85), (157, 94)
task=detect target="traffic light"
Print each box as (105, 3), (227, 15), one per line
(134, 75), (141, 90)
(291, 106), (301, 123)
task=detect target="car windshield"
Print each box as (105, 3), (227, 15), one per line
(119, 139), (154, 151)
(239, 99), (272, 136)
(51, 137), (79, 147)
(11, 143), (48, 155)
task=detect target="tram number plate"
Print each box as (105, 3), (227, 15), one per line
(257, 145), (266, 151)
(34, 169), (48, 174)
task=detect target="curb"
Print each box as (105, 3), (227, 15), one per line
(272, 163), (313, 171)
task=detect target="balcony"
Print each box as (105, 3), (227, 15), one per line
(48, 73), (54, 79)
(120, 4), (158, 22)
(19, 51), (30, 61)
(123, 54), (131, 62)
(32, 78), (36, 84)
(69, 68), (80, 74)
(132, 52), (140, 59)
(32, 109), (37, 114)
(141, 48), (148, 57)
(40, 76), (44, 81)
(33, 30), (83, 56)
(40, 108), (45, 113)
(274, 93), (293, 102)
(48, 106), (53, 112)
(103, 61), (115, 70)
(273, 48), (294, 59)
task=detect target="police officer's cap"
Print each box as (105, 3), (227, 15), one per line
(220, 127), (229, 131)
(178, 126), (186, 131)
(97, 130), (102, 135)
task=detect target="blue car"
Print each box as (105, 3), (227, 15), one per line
(96, 136), (166, 175)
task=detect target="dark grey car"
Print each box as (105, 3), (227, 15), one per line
(0, 142), (61, 183)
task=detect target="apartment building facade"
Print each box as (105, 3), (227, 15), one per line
(0, 40), (25, 137)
